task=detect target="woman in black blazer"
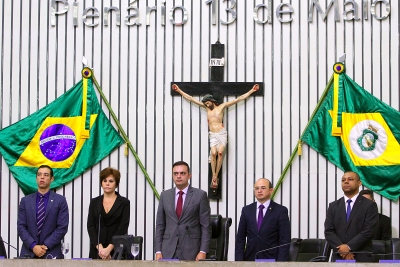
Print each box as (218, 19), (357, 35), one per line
(87, 167), (130, 260)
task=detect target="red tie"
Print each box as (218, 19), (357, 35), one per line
(176, 191), (184, 219)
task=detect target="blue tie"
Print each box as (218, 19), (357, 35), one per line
(346, 199), (352, 222)
(37, 195), (45, 234)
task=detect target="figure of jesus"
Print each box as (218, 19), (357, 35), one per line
(172, 84), (259, 190)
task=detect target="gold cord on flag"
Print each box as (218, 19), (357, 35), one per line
(297, 140), (302, 156)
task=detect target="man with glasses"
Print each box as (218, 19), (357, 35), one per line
(155, 161), (211, 261)
(235, 178), (291, 261)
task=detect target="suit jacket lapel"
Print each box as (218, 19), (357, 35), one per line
(29, 193), (37, 224)
(180, 186), (193, 220)
(347, 195), (363, 225)
(107, 193), (123, 217)
(45, 191), (55, 219)
(249, 203), (258, 231)
(169, 188), (178, 222)
(259, 201), (274, 231)
(336, 197), (347, 225)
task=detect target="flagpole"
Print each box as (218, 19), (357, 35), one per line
(271, 74), (334, 199)
(91, 72), (160, 200)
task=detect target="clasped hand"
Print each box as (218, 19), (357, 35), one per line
(33, 244), (48, 258)
(337, 244), (354, 260)
(98, 244), (112, 260)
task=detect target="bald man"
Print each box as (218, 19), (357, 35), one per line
(325, 171), (378, 262)
(235, 178), (291, 261)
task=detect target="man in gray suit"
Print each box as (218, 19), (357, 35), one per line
(155, 161), (211, 260)
(324, 171), (378, 262)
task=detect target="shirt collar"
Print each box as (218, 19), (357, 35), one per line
(37, 190), (50, 199)
(257, 199), (271, 209)
(176, 185), (189, 195)
(344, 193), (359, 203)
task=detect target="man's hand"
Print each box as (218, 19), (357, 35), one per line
(252, 84), (259, 91)
(337, 244), (352, 259)
(155, 253), (163, 260)
(195, 251), (206, 261)
(344, 253), (355, 260)
(32, 244), (47, 257)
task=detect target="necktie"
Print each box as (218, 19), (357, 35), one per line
(176, 191), (184, 219)
(37, 195), (45, 235)
(257, 204), (265, 230)
(346, 199), (352, 222)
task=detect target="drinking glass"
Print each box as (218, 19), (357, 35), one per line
(61, 241), (70, 258)
(131, 243), (140, 260)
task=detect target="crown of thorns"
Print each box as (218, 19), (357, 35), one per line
(201, 94), (218, 104)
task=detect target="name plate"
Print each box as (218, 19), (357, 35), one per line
(255, 259), (276, 262)
(379, 260), (400, 263)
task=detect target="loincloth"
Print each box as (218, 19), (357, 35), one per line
(208, 128), (228, 163)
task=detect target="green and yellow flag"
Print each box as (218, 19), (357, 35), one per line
(0, 68), (124, 195)
(301, 63), (400, 201)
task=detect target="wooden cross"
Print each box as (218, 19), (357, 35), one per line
(171, 42), (264, 199)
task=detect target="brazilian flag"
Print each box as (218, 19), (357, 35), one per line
(0, 68), (125, 195)
(301, 63), (400, 201)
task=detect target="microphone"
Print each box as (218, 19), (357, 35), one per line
(98, 214), (101, 259)
(2, 239), (30, 259)
(309, 255), (328, 262)
(254, 238), (302, 260)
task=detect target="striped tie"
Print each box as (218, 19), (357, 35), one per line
(37, 195), (45, 235)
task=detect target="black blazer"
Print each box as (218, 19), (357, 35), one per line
(235, 200), (291, 261)
(87, 192), (130, 259)
(374, 213), (391, 241)
(324, 195), (378, 262)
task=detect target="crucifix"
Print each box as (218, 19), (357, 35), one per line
(171, 41), (264, 199)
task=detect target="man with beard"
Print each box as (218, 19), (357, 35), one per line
(172, 83), (259, 191)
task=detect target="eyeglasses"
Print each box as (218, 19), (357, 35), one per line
(173, 172), (187, 176)
(254, 186), (268, 190)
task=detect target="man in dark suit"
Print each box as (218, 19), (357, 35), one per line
(235, 178), (291, 261)
(325, 171), (378, 262)
(17, 165), (69, 259)
(359, 189), (392, 240)
(155, 161), (211, 261)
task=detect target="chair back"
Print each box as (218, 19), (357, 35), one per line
(390, 238), (400, 260)
(0, 236), (7, 258)
(289, 238), (328, 262)
(372, 239), (390, 262)
(207, 214), (232, 261)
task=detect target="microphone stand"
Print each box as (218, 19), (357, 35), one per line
(97, 214), (101, 259)
(2, 239), (30, 259)
(255, 238), (303, 260)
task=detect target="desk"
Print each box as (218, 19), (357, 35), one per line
(0, 260), (397, 267)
